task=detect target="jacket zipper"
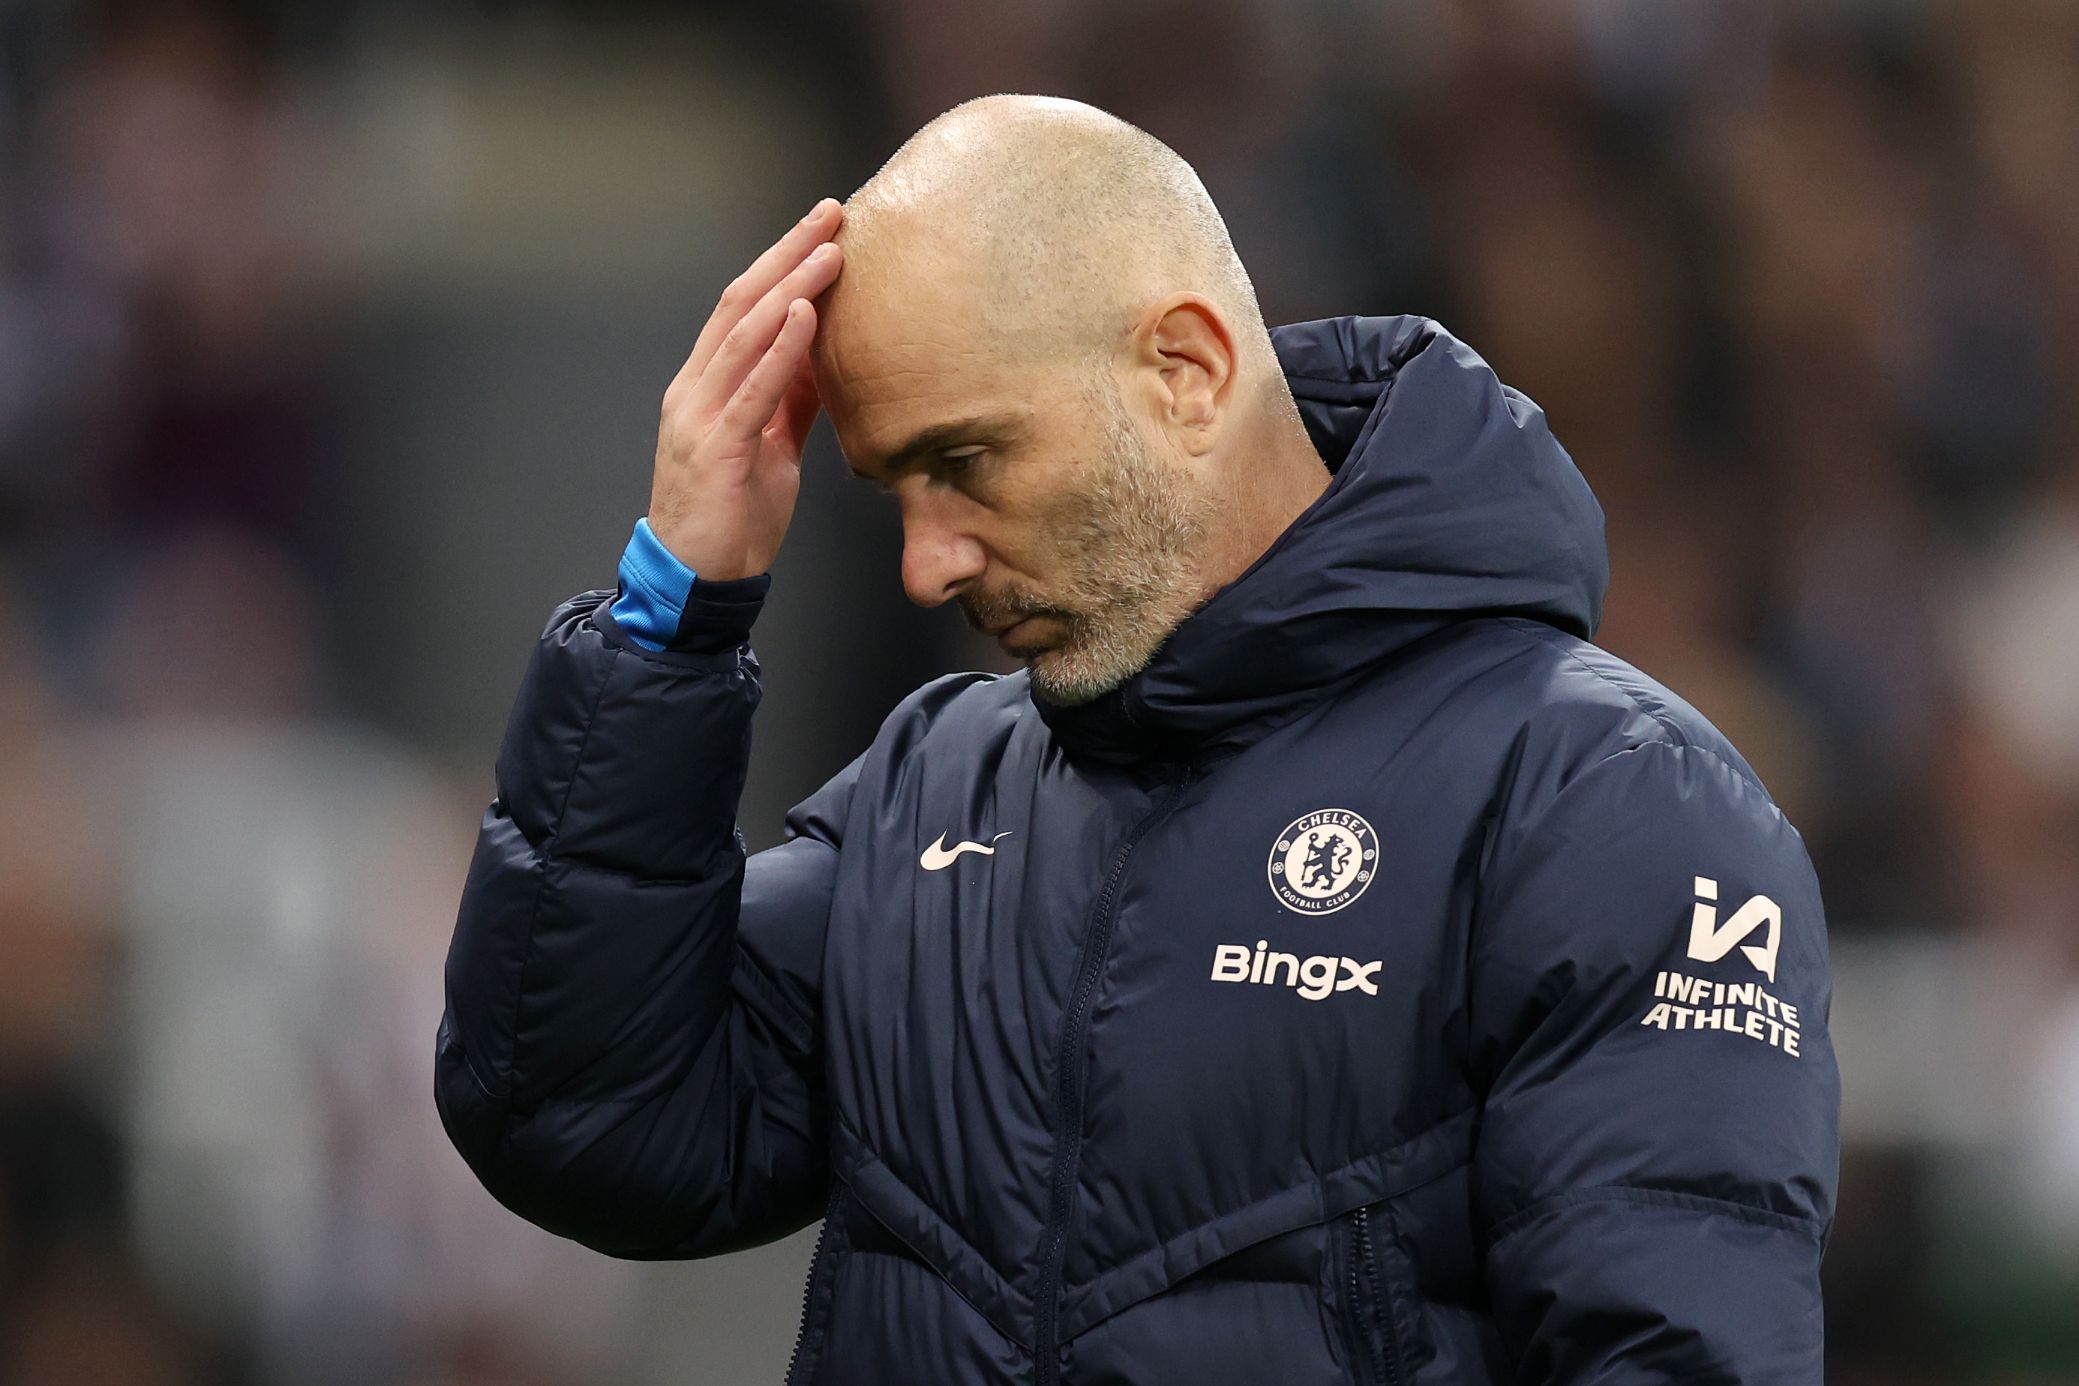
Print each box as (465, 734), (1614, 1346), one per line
(783, 1187), (843, 1386)
(1347, 1205), (1406, 1386)
(1032, 768), (1192, 1385)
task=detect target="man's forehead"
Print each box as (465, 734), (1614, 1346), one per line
(815, 307), (991, 391)
(814, 304), (1039, 471)
(836, 398), (1036, 483)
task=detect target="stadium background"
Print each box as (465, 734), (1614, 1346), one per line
(3, 0), (2077, 1381)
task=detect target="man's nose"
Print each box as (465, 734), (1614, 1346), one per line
(899, 508), (987, 608)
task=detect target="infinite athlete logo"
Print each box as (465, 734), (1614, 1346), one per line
(1267, 809), (1379, 915)
(1638, 875), (1802, 1058)
(1684, 875), (1781, 982)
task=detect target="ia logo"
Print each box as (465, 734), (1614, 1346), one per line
(1686, 876), (1781, 982)
(1267, 809), (1379, 915)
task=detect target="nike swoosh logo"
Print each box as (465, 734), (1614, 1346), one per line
(920, 831), (1013, 871)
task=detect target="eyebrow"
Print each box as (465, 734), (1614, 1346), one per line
(849, 411), (1026, 484)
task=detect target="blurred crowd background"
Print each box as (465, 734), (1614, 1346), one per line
(3, 0), (2076, 1381)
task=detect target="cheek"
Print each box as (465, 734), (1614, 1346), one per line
(986, 497), (1084, 584)
(999, 520), (1114, 612)
(974, 437), (1121, 585)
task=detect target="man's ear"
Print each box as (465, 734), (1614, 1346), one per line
(1130, 293), (1237, 456)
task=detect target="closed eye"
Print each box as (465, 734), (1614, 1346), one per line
(933, 446), (989, 484)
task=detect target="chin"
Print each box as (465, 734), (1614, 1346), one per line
(1026, 644), (1142, 708)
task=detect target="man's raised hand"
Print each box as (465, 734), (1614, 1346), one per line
(649, 198), (845, 580)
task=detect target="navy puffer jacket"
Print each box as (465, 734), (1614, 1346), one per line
(437, 316), (1839, 1384)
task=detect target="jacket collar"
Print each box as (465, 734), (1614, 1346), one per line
(1032, 315), (1608, 765)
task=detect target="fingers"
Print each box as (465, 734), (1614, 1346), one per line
(696, 239), (842, 417)
(763, 348), (823, 457)
(685, 199), (842, 380)
(718, 298), (819, 447)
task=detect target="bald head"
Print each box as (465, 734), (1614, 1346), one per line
(807, 96), (1328, 705)
(828, 95), (1269, 368)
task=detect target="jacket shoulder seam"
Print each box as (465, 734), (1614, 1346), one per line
(1502, 619), (1691, 748)
(1496, 619), (1766, 797)
(1483, 1183), (1827, 1253)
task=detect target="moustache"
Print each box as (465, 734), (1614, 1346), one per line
(958, 586), (1072, 636)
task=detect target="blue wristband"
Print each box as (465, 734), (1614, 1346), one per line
(609, 518), (697, 652)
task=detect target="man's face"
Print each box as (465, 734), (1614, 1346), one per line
(813, 253), (1215, 705)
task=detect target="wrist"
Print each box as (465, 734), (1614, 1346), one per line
(607, 518), (771, 654)
(610, 518), (697, 650)
(645, 512), (762, 582)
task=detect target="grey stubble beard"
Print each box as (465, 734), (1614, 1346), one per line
(963, 381), (1219, 707)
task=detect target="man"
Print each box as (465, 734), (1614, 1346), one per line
(436, 96), (1839, 1384)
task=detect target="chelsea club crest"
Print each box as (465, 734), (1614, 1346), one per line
(1267, 809), (1379, 915)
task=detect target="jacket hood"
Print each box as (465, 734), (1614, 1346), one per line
(1034, 315), (1608, 763)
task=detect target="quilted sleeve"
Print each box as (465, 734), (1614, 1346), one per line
(434, 583), (850, 1259)
(1469, 739), (1840, 1383)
